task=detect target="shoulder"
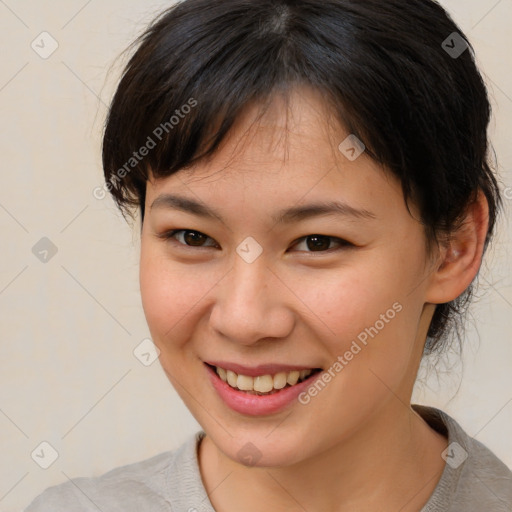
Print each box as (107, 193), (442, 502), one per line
(413, 405), (512, 511)
(456, 426), (512, 507)
(23, 432), (203, 512)
(23, 451), (175, 512)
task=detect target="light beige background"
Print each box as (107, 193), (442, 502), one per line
(0, 1), (510, 511)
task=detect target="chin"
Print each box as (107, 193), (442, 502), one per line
(206, 424), (311, 469)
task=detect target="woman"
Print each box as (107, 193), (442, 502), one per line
(25, 0), (512, 510)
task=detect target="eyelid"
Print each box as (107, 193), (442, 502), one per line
(157, 229), (219, 248)
(291, 235), (353, 252)
(158, 229), (354, 253)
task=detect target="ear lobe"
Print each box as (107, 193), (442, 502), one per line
(425, 190), (489, 304)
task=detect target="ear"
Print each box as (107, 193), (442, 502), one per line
(425, 190), (489, 304)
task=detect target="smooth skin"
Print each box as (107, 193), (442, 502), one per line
(139, 85), (489, 511)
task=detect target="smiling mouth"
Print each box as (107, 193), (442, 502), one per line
(206, 363), (323, 395)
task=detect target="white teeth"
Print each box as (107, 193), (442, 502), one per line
(216, 366), (227, 382)
(299, 369), (310, 380)
(253, 375), (274, 393)
(215, 366), (314, 393)
(236, 374), (253, 391)
(287, 370), (300, 386)
(273, 372), (288, 389)
(226, 370), (237, 387)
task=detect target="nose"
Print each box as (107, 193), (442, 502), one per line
(208, 253), (295, 346)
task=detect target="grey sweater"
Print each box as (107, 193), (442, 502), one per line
(24, 405), (512, 511)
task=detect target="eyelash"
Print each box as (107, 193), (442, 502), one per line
(158, 229), (353, 253)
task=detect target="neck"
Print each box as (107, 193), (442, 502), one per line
(198, 401), (448, 512)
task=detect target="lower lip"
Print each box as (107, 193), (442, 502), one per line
(205, 363), (322, 416)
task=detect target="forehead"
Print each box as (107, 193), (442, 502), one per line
(184, 86), (344, 176)
(145, 86), (404, 221)
(152, 89), (339, 175)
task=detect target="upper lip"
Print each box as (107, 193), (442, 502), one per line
(205, 361), (321, 377)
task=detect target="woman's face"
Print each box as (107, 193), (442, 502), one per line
(140, 86), (439, 467)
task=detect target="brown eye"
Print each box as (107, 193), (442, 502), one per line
(306, 235), (331, 251)
(292, 235), (352, 252)
(160, 229), (218, 248)
(182, 230), (207, 246)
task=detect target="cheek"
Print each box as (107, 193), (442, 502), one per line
(291, 262), (405, 339)
(292, 269), (420, 431)
(290, 250), (424, 373)
(139, 248), (197, 349)
(139, 245), (224, 354)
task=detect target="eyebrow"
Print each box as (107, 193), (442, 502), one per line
(150, 193), (376, 224)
